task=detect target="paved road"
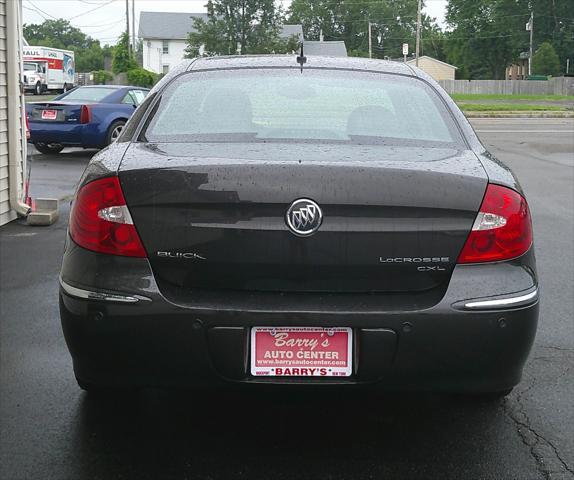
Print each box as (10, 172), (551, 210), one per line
(457, 99), (574, 108)
(26, 148), (94, 200)
(1, 119), (573, 480)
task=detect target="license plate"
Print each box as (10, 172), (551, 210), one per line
(41, 109), (57, 120)
(250, 327), (352, 377)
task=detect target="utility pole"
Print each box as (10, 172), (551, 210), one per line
(125, 0), (131, 56)
(415, 0), (422, 67)
(369, 22), (373, 58)
(132, 0), (136, 57)
(528, 12), (534, 76)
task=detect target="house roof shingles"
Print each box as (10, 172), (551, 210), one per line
(138, 12), (208, 40)
(303, 40), (348, 57)
(280, 24), (303, 40)
(139, 11), (303, 42)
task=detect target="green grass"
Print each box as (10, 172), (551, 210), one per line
(458, 103), (570, 112)
(451, 93), (574, 102)
(25, 94), (56, 103)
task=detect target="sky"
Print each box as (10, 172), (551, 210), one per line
(22, 0), (449, 46)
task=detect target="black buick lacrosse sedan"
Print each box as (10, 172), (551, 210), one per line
(59, 55), (538, 397)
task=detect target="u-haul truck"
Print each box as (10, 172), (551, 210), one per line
(22, 46), (75, 95)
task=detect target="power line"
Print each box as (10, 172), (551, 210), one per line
(25, 0), (57, 19)
(22, 5), (48, 21)
(24, 0), (119, 22)
(312, 11), (537, 25)
(68, 0), (118, 21)
(371, 32), (529, 42)
(81, 19), (125, 34)
(75, 17), (125, 28)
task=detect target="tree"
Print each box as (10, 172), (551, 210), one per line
(528, 0), (574, 76)
(444, 0), (574, 79)
(23, 19), (104, 72)
(134, 39), (144, 67)
(532, 42), (561, 76)
(185, 0), (294, 57)
(444, 0), (528, 79)
(288, 0), (443, 61)
(112, 32), (137, 74)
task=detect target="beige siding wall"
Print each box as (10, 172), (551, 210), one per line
(409, 57), (456, 81)
(0, 0), (13, 225)
(0, 0), (25, 226)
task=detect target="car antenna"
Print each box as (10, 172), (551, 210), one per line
(296, 43), (307, 73)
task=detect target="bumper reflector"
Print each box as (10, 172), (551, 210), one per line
(463, 289), (538, 310)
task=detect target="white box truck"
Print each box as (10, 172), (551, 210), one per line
(22, 46), (75, 95)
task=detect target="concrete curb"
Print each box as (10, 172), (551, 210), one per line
(463, 111), (574, 118)
(27, 198), (59, 226)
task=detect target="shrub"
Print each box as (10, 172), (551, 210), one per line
(92, 70), (114, 85)
(126, 68), (157, 88)
(532, 42), (561, 77)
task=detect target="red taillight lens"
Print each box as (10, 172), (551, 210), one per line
(79, 105), (91, 124)
(25, 115), (30, 140)
(69, 177), (146, 257)
(458, 184), (533, 264)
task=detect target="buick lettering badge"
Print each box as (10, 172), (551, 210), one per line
(286, 198), (323, 236)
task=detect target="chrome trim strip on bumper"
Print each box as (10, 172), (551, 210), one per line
(464, 289), (538, 310)
(59, 277), (151, 304)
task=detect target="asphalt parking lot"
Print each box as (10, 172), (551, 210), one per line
(1, 118), (573, 480)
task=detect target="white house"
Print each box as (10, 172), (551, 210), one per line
(139, 11), (304, 74)
(1, 0), (29, 226)
(139, 12), (208, 74)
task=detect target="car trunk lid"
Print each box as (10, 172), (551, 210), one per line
(27, 102), (87, 124)
(119, 142), (487, 294)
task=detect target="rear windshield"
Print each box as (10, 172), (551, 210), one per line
(142, 69), (463, 147)
(60, 87), (114, 103)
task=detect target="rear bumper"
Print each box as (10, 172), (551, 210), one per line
(59, 241), (539, 393)
(29, 122), (105, 148)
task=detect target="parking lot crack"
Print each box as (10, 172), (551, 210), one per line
(539, 345), (574, 353)
(504, 392), (574, 479)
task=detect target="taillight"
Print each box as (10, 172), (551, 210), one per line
(79, 105), (91, 124)
(458, 184), (532, 264)
(69, 177), (146, 257)
(25, 115), (30, 140)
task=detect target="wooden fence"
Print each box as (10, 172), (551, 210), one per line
(438, 77), (574, 96)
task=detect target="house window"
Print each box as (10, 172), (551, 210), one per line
(162, 64), (170, 75)
(162, 40), (169, 54)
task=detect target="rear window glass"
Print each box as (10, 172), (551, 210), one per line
(61, 87), (114, 103)
(142, 69), (462, 146)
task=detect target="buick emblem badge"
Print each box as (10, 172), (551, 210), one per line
(286, 198), (323, 237)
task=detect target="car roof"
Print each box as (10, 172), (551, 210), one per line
(187, 55), (417, 77)
(74, 85), (150, 91)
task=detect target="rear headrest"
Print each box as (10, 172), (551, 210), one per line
(347, 105), (401, 137)
(201, 89), (254, 133)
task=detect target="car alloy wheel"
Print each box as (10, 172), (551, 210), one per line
(111, 124), (123, 141)
(33, 142), (64, 154)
